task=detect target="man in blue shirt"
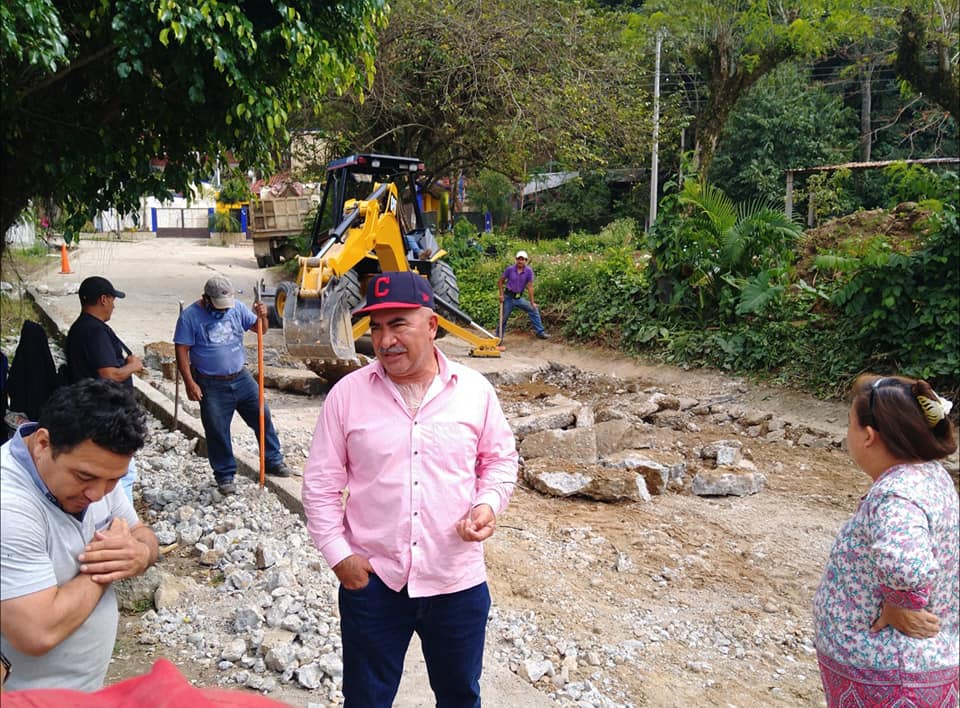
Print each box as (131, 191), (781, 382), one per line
(497, 250), (549, 342)
(173, 275), (290, 495)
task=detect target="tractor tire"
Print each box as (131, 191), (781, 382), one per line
(429, 260), (460, 339)
(332, 269), (364, 313)
(266, 304), (282, 328)
(270, 281), (298, 329)
(329, 270), (369, 354)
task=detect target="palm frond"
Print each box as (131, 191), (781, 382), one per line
(678, 180), (736, 236)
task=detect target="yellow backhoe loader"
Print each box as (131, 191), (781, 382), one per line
(261, 154), (500, 380)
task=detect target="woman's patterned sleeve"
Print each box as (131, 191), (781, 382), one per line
(868, 491), (936, 608)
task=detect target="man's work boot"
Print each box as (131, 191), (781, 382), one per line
(537, 332), (551, 339)
(267, 462), (292, 478)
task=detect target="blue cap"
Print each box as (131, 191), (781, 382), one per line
(354, 271), (435, 316)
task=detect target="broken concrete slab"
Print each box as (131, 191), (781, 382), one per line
(510, 404), (580, 439)
(691, 469), (766, 497)
(520, 426), (597, 464)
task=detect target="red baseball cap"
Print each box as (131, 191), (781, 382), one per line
(354, 271), (435, 316)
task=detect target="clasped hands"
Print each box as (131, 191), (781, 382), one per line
(78, 517), (151, 584)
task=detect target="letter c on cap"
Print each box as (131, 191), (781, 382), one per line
(374, 276), (390, 298)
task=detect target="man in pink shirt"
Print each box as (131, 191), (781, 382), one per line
(302, 271), (518, 707)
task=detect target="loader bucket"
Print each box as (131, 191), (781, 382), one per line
(282, 280), (361, 371)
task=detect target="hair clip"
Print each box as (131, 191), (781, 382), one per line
(916, 392), (953, 427)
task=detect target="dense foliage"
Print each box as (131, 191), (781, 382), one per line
(509, 174), (627, 240)
(308, 0), (660, 187)
(711, 65), (857, 204)
(447, 165), (958, 399)
(1, 0), (386, 242)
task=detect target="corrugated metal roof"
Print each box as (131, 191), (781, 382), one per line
(786, 157), (959, 174)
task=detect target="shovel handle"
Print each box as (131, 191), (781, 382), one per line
(173, 301), (183, 431)
(256, 283), (266, 487)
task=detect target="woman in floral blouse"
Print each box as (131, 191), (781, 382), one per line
(813, 375), (959, 706)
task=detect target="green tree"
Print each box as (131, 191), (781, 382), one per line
(711, 64), (857, 204)
(1, 0), (386, 244)
(625, 3), (869, 178)
(309, 0), (659, 187)
(471, 170), (515, 227)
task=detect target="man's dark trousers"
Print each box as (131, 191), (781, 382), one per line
(339, 574), (490, 707)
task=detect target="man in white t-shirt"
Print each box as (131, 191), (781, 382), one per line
(0, 379), (158, 691)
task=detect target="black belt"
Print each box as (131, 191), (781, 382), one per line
(194, 369), (244, 381)
(506, 290), (522, 298)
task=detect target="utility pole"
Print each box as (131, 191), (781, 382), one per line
(648, 30), (663, 230)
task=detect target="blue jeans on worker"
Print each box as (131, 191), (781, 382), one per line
(339, 575), (491, 708)
(500, 296), (545, 339)
(196, 370), (283, 484)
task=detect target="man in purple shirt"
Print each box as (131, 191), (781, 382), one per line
(498, 250), (549, 342)
(303, 271), (518, 707)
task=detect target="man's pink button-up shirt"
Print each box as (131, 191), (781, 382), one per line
(302, 348), (518, 598)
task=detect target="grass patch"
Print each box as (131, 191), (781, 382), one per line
(1, 244), (53, 343)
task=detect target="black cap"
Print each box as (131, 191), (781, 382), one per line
(79, 276), (125, 304)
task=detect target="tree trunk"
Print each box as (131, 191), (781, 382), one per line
(895, 8), (959, 120)
(859, 66), (873, 162)
(692, 40), (795, 180)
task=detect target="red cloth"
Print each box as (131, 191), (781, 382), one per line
(1, 659), (292, 707)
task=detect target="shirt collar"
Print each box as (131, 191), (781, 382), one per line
(10, 422), (74, 516)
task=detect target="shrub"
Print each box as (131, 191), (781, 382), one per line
(210, 210), (240, 233)
(816, 203), (959, 393)
(448, 197), (958, 399)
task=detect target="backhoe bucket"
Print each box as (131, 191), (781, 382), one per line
(282, 282), (362, 376)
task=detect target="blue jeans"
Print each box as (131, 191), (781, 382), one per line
(196, 370), (283, 484)
(500, 296), (545, 339)
(339, 575), (490, 708)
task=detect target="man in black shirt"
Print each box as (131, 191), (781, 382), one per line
(66, 276), (144, 501)
(66, 277), (143, 386)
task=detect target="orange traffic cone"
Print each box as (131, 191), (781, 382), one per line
(59, 243), (72, 274)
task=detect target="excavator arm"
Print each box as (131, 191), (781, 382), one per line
(269, 156), (501, 381)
